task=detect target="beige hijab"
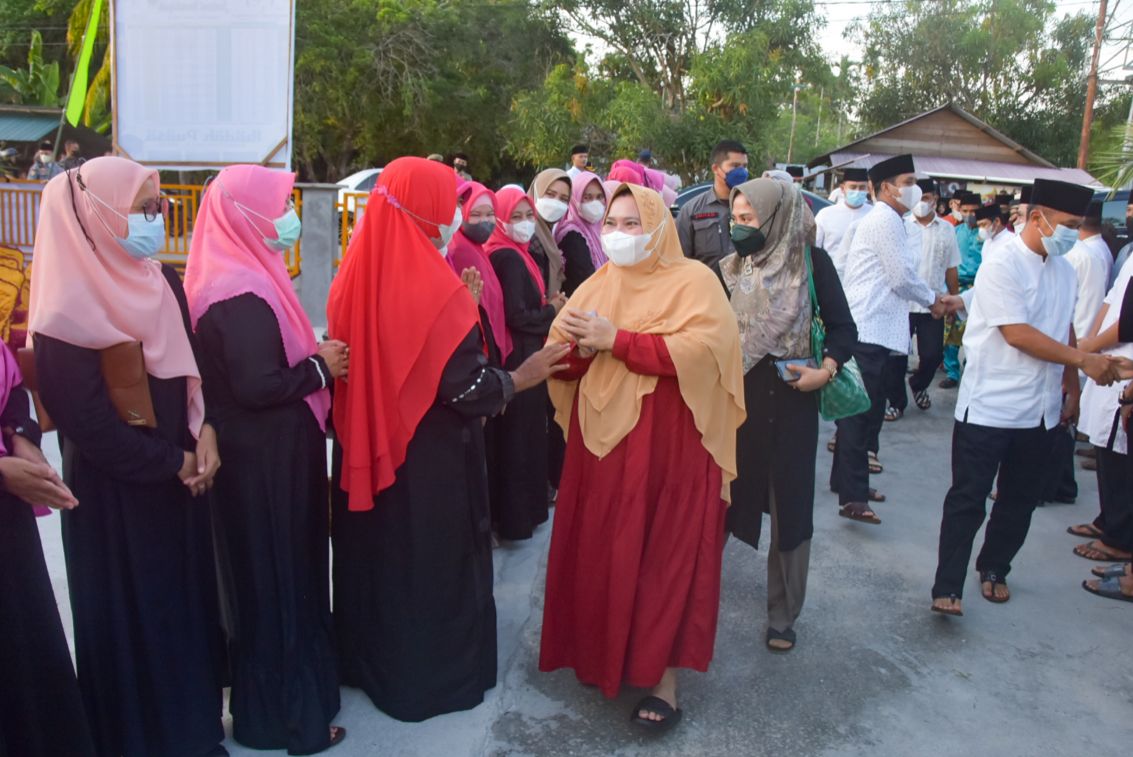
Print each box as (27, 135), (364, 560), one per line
(547, 184), (746, 501)
(528, 168), (569, 295)
(719, 178), (812, 373)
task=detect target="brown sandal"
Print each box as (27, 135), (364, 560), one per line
(839, 502), (881, 525)
(1067, 523), (1104, 539)
(868, 488), (886, 503)
(868, 452), (883, 474)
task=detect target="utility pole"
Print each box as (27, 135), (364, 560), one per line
(1079, 0), (1109, 169)
(815, 86), (824, 147)
(787, 77), (803, 164)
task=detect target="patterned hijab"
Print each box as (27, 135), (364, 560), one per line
(719, 178), (812, 373)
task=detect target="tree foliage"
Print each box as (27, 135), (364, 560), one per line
(0, 31), (62, 106)
(853, 0), (1098, 166)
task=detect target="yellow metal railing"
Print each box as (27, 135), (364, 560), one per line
(0, 180), (302, 278)
(336, 191), (369, 270)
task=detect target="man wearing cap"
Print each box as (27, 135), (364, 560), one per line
(1066, 201), (1113, 344)
(566, 144), (589, 178)
(1008, 186), (1032, 230)
(815, 167), (872, 277)
(830, 154), (947, 524)
(930, 178), (1124, 616)
(885, 179), (961, 415)
(638, 149), (654, 167)
(1112, 196), (1133, 285)
(677, 139), (748, 270)
(974, 204), (1015, 261)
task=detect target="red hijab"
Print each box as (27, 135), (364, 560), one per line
(450, 181), (512, 363)
(483, 186), (546, 304)
(327, 157), (479, 511)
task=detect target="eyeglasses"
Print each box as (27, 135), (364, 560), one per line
(139, 196), (169, 222)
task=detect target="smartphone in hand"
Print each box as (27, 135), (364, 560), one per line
(773, 358), (819, 383)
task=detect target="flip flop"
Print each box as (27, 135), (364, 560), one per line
(630, 696), (683, 732)
(1067, 523), (1105, 539)
(868, 452), (883, 474)
(931, 595), (963, 616)
(1073, 540), (1133, 563)
(1082, 577), (1133, 603)
(884, 406), (903, 422)
(868, 488), (886, 503)
(914, 390), (931, 410)
(1091, 563), (1131, 579)
(766, 627), (796, 652)
(827, 436), (837, 453)
(979, 570), (1010, 603)
(839, 502), (881, 525)
(328, 726), (347, 749)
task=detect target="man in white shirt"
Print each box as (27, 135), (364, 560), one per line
(830, 155), (945, 525)
(974, 204), (1015, 261)
(886, 179), (961, 415)
(815, 167), (872, 277)
(930, 178), (1123, 617)
(565, 144), (588, 178)
(1066, 202), (1113, 342)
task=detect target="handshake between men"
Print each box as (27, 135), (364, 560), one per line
(930, 294), (965, 320)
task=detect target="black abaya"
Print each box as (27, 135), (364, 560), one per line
(195, 294), (340, 755)
(0, 388), (95, 757)
(491, 247), (556, 540)
(34, 265), (224, 757)
(331, 326), (512, 723)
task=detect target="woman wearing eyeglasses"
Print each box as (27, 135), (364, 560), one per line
(29, 157), (227, 757)
(185, 165), (348, 753)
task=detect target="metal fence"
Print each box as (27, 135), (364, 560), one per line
(335, 190), (368, 270)
(0, 179), (302, 277)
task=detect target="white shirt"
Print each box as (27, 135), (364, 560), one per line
(842, 202), (937, 353)
(1065, 233), (1113, 340)
(980, 227), (1016, 262)
(906, 215), (962, 314)
(815, 201), (872, 276)
(955, 235), (1077, 429)
(566, 166), (583, 178)
(1080, 255), (1133, 453)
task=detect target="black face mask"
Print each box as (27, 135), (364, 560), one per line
(731, 224), (766, 257)
(462, 220), (494, 244)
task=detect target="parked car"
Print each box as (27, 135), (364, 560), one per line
(336, 167), (383, 238)
(1094, 188), (1130, 255)
(671, 180), (833, 217)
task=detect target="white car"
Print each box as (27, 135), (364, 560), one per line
(336, 168), (382, 216)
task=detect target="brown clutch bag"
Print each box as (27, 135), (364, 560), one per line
(18, 341), (157, 433)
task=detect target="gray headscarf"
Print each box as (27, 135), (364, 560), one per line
(719, 178), (813, 372)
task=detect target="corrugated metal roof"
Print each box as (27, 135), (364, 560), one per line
(828, 152), (1101, 187)
(0, 113), (59, 143)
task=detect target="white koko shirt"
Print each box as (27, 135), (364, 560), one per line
(815, 200), (872, 277)
(955, 235), (1078, 429)
(906, 215), (962, 314)
(841, 202), (936, 353)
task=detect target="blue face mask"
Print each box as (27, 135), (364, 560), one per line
(267, 208), (302, 251)
(1038, 213), (1079, 257)
(117, 213), (165, 259)
(844, 189), (868, 208)
(724, 166), (749, 189)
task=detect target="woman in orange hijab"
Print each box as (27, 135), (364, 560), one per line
(539, 184), (745, 731)
(29, 157), (224, 757)
(327, 157), (568, 722)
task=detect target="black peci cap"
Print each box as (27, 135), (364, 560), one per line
(974, 204), (1003, 222)
(868, 154), (915, 184)
(570, 144), (589, 156)
(1030, 179), (1093, 216)
(786, 165), (804, 177)
(842, 167), (868, 182)
(1020, 185), (1032, 204)
(916, 178), (937, 195)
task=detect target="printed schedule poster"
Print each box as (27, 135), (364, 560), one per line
(113, 0), (295, 169)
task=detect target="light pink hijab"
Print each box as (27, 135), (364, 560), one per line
(554, 171), (606, 271)
(29, 157), (204, 437)
(184, 165), (329, 430)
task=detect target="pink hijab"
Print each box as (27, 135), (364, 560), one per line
(450, 181), (512, 363)
(483, 187), (547, 304)
(29, 157), (204, 437)
(607, 160), (647, 186)
(554, 171), (607, 271)
(184, 164), (330, 431)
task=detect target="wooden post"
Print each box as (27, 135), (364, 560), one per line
(1079, 0), (1109, 170)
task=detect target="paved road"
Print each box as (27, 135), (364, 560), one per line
(36, 388), (1131, 756)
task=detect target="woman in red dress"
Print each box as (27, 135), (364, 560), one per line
(539, 183), (745, 731)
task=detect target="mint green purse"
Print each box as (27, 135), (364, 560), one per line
(805, 247), (871, 421)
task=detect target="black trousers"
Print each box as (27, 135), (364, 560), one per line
(884, 314), (944, 411)
(830, 342), (889, 505)
(1038, 421), (1077, 503)
(932, 419), (1055, 599)
(1094, 445), (1133, 553)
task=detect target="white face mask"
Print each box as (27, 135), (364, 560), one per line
(1038, 214), (1079, 257)
(535, 197), (568, 223)
(433, 207), (462, 256)
(895, 184), (922, 213)
(579, 199), (606, 224)
(977, 225), (991, 242)
(505, 219), (536, 244)
(602, 230), (654, 267)
(913, 201), (934, 218)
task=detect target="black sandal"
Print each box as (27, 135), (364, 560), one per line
(630, 696), (682, 732)
(766, 627), (796, 652)
(328, 726), (346, 748)
(914, 390), (931, 410)
(839, 501), (881, 525)
(931, 595), (963, 616)
(979, 571), (1010, 603)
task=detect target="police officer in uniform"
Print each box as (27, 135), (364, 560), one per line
(677, 139), (749, 271)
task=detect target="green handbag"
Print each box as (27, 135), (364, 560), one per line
(805, 247), (871, 421)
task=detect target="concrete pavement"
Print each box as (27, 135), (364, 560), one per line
(36, 387), (1132, 756)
